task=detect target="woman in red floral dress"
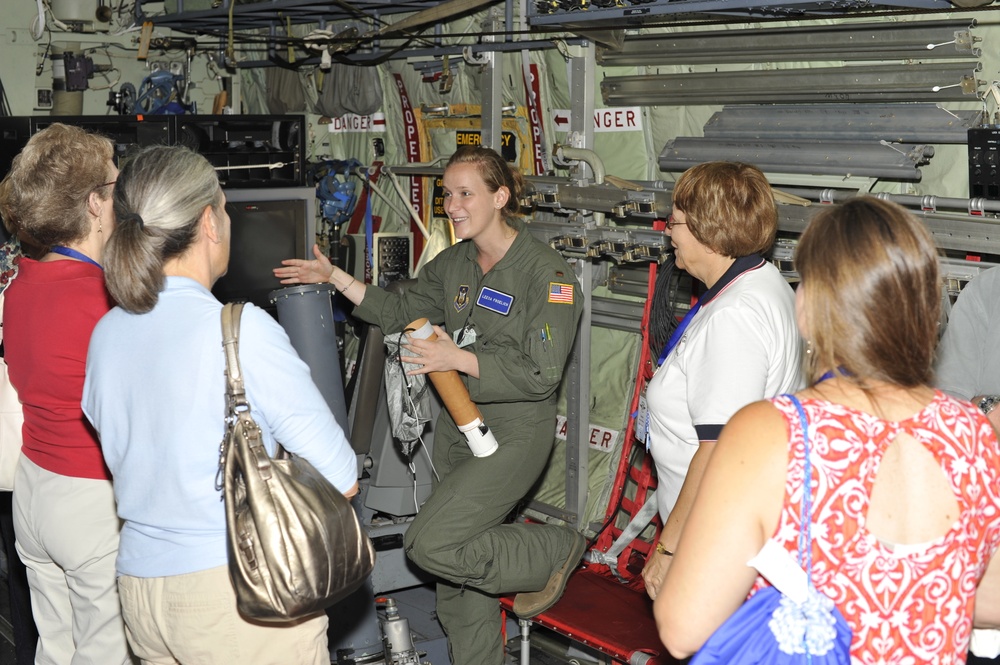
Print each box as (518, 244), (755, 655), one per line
(655, 197), (1000, 664)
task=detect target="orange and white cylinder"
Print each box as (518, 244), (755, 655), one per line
(406, 318), (498, 457)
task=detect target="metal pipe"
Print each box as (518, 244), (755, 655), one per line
(229, 39), (590, 67)
(556, 146), (606, 185)
(504, 0), (513, 44)
(382, 158), (448, 175)
(519, 619), (531, 665)
(363, 177), (417, 224)
(555, 145), (607, 224)
(385, 172), (431, 240)
(772, 187), (1000, 215)
(358, 165), (672, 195)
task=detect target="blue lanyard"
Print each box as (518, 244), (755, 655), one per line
(790, 393), (817, 665)
(364, 187), (373, 284)
(816, 368), (848, 383)
(50, 246), (102, 270)
(656, 300), (702, 366)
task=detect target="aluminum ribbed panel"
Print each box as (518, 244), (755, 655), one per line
(702, 104), (982, 144)
(602, 62), (982, 105)
(596, 20), (980, 66)
(657, 137), (933, 180)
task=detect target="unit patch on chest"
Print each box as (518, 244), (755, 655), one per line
(454, 285), (470, 313)
(476, 286), (514, 316)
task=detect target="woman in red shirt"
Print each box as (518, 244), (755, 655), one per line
(0, 123), (130, 664)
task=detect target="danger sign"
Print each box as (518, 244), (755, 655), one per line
(327, 112), (386, 133)
(551, 107), (644, 133)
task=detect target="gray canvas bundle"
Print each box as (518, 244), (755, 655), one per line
(265, 67), (307, 114)
(317, 62), (383, 118)
(383, 332), (432, 456)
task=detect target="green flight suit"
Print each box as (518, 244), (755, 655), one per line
(353, 216), (584, 664)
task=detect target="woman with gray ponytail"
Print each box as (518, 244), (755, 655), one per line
(82, 146), (359, 665)
(102, 146), (212, 314)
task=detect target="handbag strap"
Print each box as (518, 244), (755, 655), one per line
(221, 302), (249, 414)
(786, 394), (814, 587)
(220, 302), (290, 466)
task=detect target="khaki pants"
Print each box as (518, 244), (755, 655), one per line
(117, 566), (329, 665)
(12, 456), (131, 665)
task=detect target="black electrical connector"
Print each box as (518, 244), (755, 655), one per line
(63, 53), (95, 92)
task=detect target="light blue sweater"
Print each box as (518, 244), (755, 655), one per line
(82, 277), (358, 578)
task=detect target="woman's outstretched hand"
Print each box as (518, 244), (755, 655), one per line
(273, 244), (334, 285)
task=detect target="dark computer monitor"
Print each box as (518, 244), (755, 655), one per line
(212, 187), (316, 311)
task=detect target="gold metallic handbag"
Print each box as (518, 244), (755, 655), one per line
(219, 302), (375, 621)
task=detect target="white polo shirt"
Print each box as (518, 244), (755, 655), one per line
(646, 256), (803, 521)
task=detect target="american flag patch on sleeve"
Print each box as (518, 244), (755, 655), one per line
(548, 282), (574, 304)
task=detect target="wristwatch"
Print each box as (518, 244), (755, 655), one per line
(979, 395), (1000, 415)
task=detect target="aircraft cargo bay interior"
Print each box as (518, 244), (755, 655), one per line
(1, 0), (1000, 663)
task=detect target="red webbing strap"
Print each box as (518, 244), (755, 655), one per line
(591, 219), (666, 583)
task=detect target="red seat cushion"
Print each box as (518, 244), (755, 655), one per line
(502, 566), (678, 664)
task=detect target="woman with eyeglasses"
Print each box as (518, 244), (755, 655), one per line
(0, 123), (132, 664)
(640, 161), (803, 600)
(656, 197), (1000, 663)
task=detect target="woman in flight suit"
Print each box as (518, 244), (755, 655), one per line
(275, 145), (586, 665)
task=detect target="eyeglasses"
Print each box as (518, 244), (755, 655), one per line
(93, 180), (116, 191)
(665, 215), (686, 231)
